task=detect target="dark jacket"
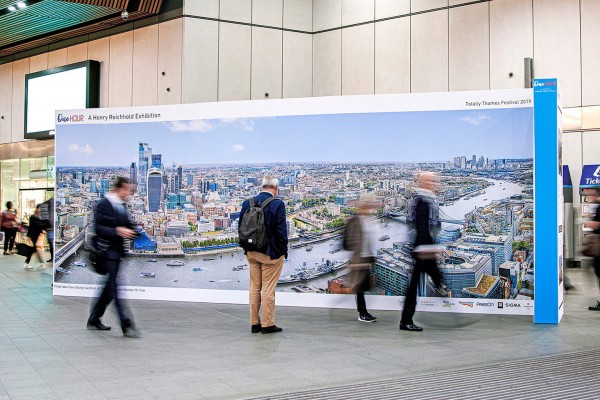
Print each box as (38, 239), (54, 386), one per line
(239, 192), (288, 259)
(414, 196), (434, 247)
(94, 196), (135, 258)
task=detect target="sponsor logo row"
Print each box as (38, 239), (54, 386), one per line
(413, 298), (534, 313)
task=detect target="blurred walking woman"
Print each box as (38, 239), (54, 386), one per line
(1, 201), (17, 256)
(24, 204), (49, 270)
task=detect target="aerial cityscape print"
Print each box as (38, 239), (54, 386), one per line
(55, 108), (534, 301)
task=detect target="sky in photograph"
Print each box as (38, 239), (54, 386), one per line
(56, 108), (533, 167)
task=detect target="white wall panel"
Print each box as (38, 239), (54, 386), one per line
(582, 131), (600, 164)
(0, 63), (12, 144)
(219, 23), (251, 101)
(108, 32), (133, 108)
(313, 30), (341, 96)
(283, 32), (312, 98)
(411, 10), (448, 93)
(342, 0), (374, 25)
(376, 0), (409, 19)
(533, 0), (581, 107)
(132, 25), (158, 106)
(220, 0), (251, 23)
(283, 0), (312, 31)
(29, 54), (48, 73)
(411, 0), (447, 13)
(158, 19), (183, 105)
(182, 18), (219, 103)
(449, 3), (489, 91)
(11, 59), (29, 142)
(342, 24), (374, 95)
(185, 0), (219, 18)
(313, 0), (341, 31)
(67, 43), (88, 64)
(581, 0), (600, 106)
(375, 18), (410, 94)
(251, 28), (283, 99)
(449, 0), (474, 5)
(563, 131), (582, 205)
(47, 49), (67, 68)
(87, 38), (110, 108)
(490, 0), (533, 90)
(253, 0), (283, 27)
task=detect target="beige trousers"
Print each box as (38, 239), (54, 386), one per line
(247, 251), (284, 327)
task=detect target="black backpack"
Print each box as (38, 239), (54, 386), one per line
(238, 197), (275, 251)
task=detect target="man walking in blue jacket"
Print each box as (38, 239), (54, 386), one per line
(239, 176), (288, 334)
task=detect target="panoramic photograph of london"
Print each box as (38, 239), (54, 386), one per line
(54, 107), (534, 301)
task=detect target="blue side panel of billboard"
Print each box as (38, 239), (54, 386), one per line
(533, 79), (560, 324)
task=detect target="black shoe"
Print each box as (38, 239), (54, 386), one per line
(358, 313), (377, 322)
(261, 325), (283, 334)
(251, 324), (262, 333)
(123, 327), (141, 338)
(87, 321), (111, 331)
(400, 323), (423, 332)
(588, 301), (600, 311)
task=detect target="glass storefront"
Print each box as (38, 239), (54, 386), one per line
(0, 156), (54, 222)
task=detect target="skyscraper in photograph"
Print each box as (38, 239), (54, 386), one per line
(99, 178), (109, 197)
(147, 167), (163, 212)
(152, 154), (162, 169)
(130, 162), (137, 185)
(138, 142), (152, 196)
(177, 165), (183, 191)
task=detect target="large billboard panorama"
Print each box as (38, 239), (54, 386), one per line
(54, 91), (535, 315)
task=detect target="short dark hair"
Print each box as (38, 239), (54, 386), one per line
(114, 176), (131, 189)
(6, 201), (12, 209)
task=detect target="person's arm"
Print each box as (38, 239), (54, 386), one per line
(274, 201), (288, 258)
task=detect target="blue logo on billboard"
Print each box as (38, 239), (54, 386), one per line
(57, 114), (69, 123)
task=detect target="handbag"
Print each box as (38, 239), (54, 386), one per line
(581, 233), (600, 257)
(88, 235), (109, 275)
(16, 242), (35, 257)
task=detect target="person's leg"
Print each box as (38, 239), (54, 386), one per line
(112, 261), (134, 332)
(8, 229), (16, 252)
(47, 231), (54, 260)
(356, 292), (367, 314)
(2, 227), (9, 253)
(400, 266), (421, 325)
(88, 258), (118, 325)
(247, 252), (263, 326)
(260, 255), (284, 328)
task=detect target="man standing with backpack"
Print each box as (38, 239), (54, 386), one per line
(239, 176), (288, 334)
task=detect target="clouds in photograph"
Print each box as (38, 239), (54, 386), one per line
(460, 114), (491, 126)
(56, 107), (533, 167)
(168, 120), (215, 133)
(67, 143), (94, 155)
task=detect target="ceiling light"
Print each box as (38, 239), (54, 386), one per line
(16, 1), (26, 9)
(8, 5), (16, 11)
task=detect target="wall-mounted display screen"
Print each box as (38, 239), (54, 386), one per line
(25, 60), (99, 140)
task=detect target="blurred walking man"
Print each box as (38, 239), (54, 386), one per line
(400, 172), (443, 332)
(87, 177), (140, 338)
(239, 177), (288, 334)
(343, 198), (378, 322)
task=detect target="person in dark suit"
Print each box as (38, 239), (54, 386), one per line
(239, 176), (288, 334)
(585, 189), (600, 311)
(87, 177), (140, 337)
(344, 198), (378, 322)
(400, 172), (443, 332)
